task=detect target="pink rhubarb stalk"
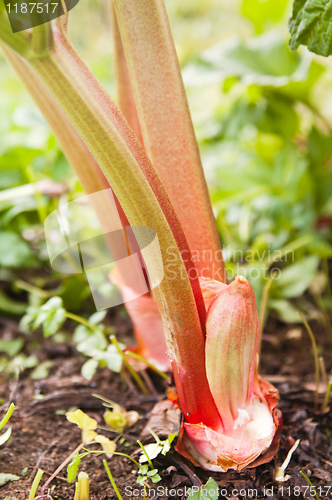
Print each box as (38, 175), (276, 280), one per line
(112, 0), (226, 281)
(176, 276), (282, 471)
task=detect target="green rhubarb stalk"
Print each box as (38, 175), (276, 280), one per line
(112, 0), (226, 281)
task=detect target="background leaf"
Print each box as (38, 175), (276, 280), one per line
(0, 231), (37, 268)
(289, 0), (332, 57)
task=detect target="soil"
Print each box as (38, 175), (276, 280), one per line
(0, 309), (331, 500)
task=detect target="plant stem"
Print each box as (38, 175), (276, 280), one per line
(40, 443), (83, 495)
(298, 312), (320, 412)
(103, 460), (124, 500)
(137, 440), (153, 469)
(65, 313), (99, 333)
(0, 403), (15, 431)
(313, 291), (332, 343)
(322, 380), (332, 413)
(300, 471), (321, 500)
(110, 336), (148, 395)
(74, 482), (79, 500)
(31, 34), (221, 427)
(28, 469), (44, 500)
(15, 280), (62, 299)
(125, 351), (169, 380)
(81, 448), (140, 467)
(319, 357), (327, 386)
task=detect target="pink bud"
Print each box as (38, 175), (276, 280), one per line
(175, 276), (282, 471)
(205, 275), (259, 434)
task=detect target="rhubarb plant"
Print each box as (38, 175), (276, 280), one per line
(0, 0), (281, 471)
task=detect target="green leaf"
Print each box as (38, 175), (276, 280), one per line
(19, 306), (39, 333)
(289, 0), (332, 57)
(8, 354), (38, 373)
(42, 306), (66, 337)
(150, 473), (162, 483)
(184, 30), (324, 101)
(19, 297), (66, 337)
(60, 276), (89, 312)
(272, 255), (320, 298)
(269, 299), (302, 323)
(76, 330), (107, 354)
(0, 231), (37, 268)
(88, 310), (107, 325)
(187, 478), (219, 500)
(0, 338), (24, 356)
(67, 453), (81, 483)
(0, 403), (15, 431)
(146, 469), (158, 477)
(138, 465), (149, 475)
(30, 360), (53, 380)
(73, 324), (92, 343)
(242, 0), (288, 34)
(0, 473), (20, 486)
(139, 433), (178, 463)
(136, 476), (146, 486)
(81, 358), (98, 381)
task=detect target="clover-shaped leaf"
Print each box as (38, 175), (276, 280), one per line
(66, 409), (97, 444)
(94, 435), (116, 458)
(19, 297), (66, 337)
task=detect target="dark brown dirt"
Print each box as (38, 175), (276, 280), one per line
(0, 311), (331, 500)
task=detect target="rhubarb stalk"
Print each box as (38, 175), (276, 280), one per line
(2, 43), (170, 370)
(0, 15), (221, 428)
(112, 0), (226, 281)
(0, 3), (282, 468)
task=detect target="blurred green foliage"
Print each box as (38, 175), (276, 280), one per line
(183, 5), (332, 321)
